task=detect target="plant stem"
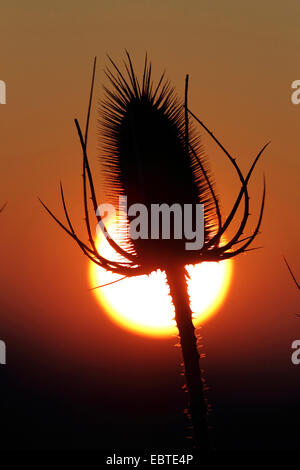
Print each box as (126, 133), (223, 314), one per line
(166, 265), (210, 450)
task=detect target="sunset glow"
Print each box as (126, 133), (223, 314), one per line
(89, 220), (233, 338)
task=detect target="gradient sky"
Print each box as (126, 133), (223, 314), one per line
(0, 0), (299, 449)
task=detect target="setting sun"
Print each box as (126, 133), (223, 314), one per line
(89, 220), (233, 338)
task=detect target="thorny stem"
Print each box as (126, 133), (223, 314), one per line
(166, 266), (210, 450)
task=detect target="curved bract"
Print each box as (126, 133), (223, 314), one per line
(39, 53), (267, 285)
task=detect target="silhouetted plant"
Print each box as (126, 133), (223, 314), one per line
(283, 257), (299, 317)
(284, 257), (299, 291)
(0, 202), (7, 213)
(40, 54), (267, 450)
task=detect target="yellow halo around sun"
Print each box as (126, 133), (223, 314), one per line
(88, 220), (233, 338)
